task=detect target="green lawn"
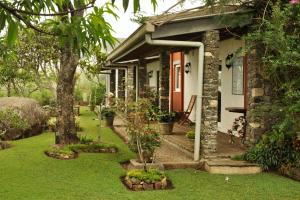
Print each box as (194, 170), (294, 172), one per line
(0, 108), (299, 200)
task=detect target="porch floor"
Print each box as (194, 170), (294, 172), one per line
(163, 123), (246, 158)
(112, 116), (246, 163)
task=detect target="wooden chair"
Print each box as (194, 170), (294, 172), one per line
(178, 95), (197, 125)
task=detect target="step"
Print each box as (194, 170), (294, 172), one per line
(204, 159), (262, 174)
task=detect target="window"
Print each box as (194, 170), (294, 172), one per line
(174, 64), (181, 91)
(232, 57), (244, 95)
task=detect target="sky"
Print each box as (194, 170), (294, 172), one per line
(105, 0), (203, 38)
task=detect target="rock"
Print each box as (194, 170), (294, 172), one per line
(143, 182), (154, 190)
(132, 184), (143, 191)
(161, 177), (167, 189)
(154, 181), (162, 189)
(124, 178), (133, 189)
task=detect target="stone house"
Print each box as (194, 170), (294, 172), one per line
(103, 6), (270, 161)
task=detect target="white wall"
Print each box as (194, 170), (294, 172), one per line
(184, 49), (199, 122)
(146, 60), (160, 90)
(218, 38), (245, 133)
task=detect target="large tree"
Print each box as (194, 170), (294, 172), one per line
(0, 0), (157, 144)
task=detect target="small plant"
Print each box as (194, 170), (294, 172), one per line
(48, 117), (57, 131)
(157, 111), (176, 123)
(79, 135), (94, 144)
(186, 130), (195, 139)
(101, 107), (116, 118)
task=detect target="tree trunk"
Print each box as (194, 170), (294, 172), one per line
(56, 44), (79, 144)
(7, 81), (11, 97)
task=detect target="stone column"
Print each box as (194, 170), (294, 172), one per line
(201, 30), (220, 157)
(159, 51), (170, 111)
(246, 49), (272, 145)
(138, 59), (148, 98)
(118, 69), (126, 100)
(110, 70), (115, 94)
(126, 65), (135, 102)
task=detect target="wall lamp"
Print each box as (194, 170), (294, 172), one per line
(185, 62), (191, 73)
(148, 70), (153, 78)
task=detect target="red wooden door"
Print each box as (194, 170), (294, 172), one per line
(170, 52), (184, 112)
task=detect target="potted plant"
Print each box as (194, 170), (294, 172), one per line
(101, 107), (116, 127)
(157, 111), (176, 135)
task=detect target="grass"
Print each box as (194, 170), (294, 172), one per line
(0, 107), (299, 200)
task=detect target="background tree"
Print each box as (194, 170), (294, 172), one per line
(0, 0), (157, 145)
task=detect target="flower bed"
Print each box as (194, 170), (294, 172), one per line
(122, 169), (172, 191)
(69, 143), (117, 153)
(0, 141), (11, 150)
(44, 145), (78, 160)
(45, 140), (118, 160)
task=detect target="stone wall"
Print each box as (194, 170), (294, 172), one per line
(138, 59), (148, 98)
(201, 30), (220, 156)
(246, 49), (272, 145)
(159, 52), (170, 111)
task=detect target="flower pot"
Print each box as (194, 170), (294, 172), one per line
(158, 122), (174, 135)
(104, 116), (115, 127)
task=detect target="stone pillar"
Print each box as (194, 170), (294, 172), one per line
(110, 70), (115, 94)
(118, 69), (125, 100)
(201, 30), (220, 156)
(126, 65), (135, 102)
(159, 51), (170, 111)
(246, 49), (272, 145)
(138, 59), (148, 98)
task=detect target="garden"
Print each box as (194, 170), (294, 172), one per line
(0, 108), (300, 200)
(0, 0), (300, 199)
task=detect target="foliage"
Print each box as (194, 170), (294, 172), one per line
(241, 2), (300, 169)
(157, 110), (176, 123)
(101, 107), (116, 118)
(0, 108), (29, 140)
(74, 87), (84, 102)
(128, 127), (161, 159)
(69, 143), (117, 153)
(31, 89), (55, 106)
(126, 169), (166, 183)
(79, 135), (94, 145)
(186, 130), (195, 140)
(244, 131), (300, 170)
(90, 83), (106, 111)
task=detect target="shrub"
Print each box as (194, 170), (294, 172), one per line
(74, 87), (83, 102)
(126, 169), (166, 183)
(0, 97), (48, 140)
(186, 130), (195, 139)
(244, 131), (300, 170)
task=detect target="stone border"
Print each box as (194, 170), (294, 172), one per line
(44, 150), (78, 160)
(279, 165), (300, 181)
(121, 176), (173, 191)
